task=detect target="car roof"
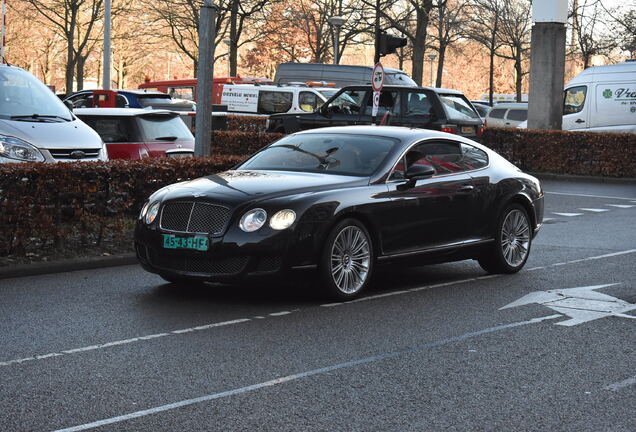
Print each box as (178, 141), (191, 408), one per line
(340, 85), (465, 95)
(73, 108), (178, 116)
(292, 125), (475, 143)
(490, 102), (528, 109)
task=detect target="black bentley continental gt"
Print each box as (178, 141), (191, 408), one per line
(135, 126), (543, 300)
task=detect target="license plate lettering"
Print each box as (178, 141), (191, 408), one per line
(162, 234), (208, 251)
(461, 126), (474, 134)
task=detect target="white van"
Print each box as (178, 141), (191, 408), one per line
(0, 65), (106, 163)
(519, 61), (636, 133)
(485, 103), (528, 128)
(218, 84), (339, 116)
(562, 61), (636, 133)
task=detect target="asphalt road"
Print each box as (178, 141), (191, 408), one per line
(1, 178), (635, 432)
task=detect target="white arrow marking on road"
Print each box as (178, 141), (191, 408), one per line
(607, 204), (634, 209)
(501, 284), (636, 327)
(578, 208), (609, 213)
(552, 212), (583, 217)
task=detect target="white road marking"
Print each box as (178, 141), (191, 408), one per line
(607, 204), (635, 209)
(542, 217), (556, 222)
(605, 375), (636, 391)
(501, 283), (636, 326)
(545, 191), (636, 201)
(578, 208), (609, 213)
(0, 318), (251, 368)
(269, 311), (292, 316)
(5, 250), (636, 369)
(49, 314), (561, 432)
(552, 212), (583, 217)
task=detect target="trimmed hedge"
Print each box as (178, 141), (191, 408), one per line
(226, 115), (267, 132)
(212, 130), (284, 155)
(0, 156), (242, 256)
(482, 128), (636, 178)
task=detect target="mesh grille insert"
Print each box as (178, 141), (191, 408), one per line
(148, 248), (248, 275)
(160, 201), (230, 234)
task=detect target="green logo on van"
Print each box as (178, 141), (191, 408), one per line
(602, 89), (613, 99)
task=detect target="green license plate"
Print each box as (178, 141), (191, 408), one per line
(162, 234), (209, 251)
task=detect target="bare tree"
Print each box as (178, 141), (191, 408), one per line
(21, 0), (104, 92)
(465, 0), (505, 104)
(495, 0), (531, 102)
(430, 0), (470, 88)
(570, 0), (616, 68)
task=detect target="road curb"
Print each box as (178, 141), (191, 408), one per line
(532, 172), (636, 184)
(0, 253), (137, 280)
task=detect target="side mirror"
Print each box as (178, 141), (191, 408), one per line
(64, 100), (74, 111)
(404, 164), (435, 184)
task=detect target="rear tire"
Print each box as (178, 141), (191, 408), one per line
(319, 219), (374, 301)
(478, 203), (532, 274)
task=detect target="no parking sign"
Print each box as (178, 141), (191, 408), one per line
(371, 63), (384, 119)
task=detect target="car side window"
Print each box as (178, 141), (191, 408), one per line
(326, 90), (365, 115)
(488, 108), (506, 119)
(564, 86), (587, 115)
(364, 90), (400, 116)
(80, 117), (133, 143)
(299, 91), (319, 112)
(404, 91), (433, 117)
(115, 95), (128, 108)
(70, 94), (92, 108)
(506, 109), (527, 121)
(460, 143), (488, 170)
(258, 90), (293, 114)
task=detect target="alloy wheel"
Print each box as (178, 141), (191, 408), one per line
(501, 209), (530, 268)
(330, 225), (371, 294)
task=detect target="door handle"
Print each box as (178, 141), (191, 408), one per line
(458, 185), (474, 193)
(575, 119), (585, 124)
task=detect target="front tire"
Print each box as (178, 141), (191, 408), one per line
(319, 219), (374, 300)
(478, 204), (532, 274)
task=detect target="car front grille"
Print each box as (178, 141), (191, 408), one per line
(148, 248), (248, 275)
(48, 148), (101, 160)
(160, 201), (230, 235)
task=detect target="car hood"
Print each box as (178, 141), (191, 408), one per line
(0, 118), (103, 150)
(156, 170), (367, 206)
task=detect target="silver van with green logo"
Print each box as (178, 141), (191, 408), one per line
(0, 65), (107, 163)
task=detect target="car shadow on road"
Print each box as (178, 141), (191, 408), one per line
(145, 260), (485, 309)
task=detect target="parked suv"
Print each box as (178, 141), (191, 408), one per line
(265, 85), (484, 139)
(484, 102), (528, 128)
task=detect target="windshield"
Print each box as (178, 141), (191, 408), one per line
(318, 90), (338, 100)
(0, 67), (72, 121)
(137, 114), (193, 141)
(238, 133), (398, 176)
(439, 94), (481, 121)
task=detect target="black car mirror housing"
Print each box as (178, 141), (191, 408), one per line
(403, 164), (435, 187)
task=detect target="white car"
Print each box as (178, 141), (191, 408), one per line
(485, 103), (528, 128)
(0, 65), (106, 163)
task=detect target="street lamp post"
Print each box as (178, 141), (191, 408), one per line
(328, 16), (346, 65)
(223, 38), (231, 77)
(428, 53), (437, 87)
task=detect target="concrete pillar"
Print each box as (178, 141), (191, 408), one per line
(527, 0), (567, 130)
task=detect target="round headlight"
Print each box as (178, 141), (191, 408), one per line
(239, 208), (267, 232)
(145, 201), (161, 225)
(139, 201), (150, 220)
(269, 209), (296, 230)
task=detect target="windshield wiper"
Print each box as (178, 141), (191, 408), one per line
(154, 136), (178, 141)
(10, 114), (70, 122)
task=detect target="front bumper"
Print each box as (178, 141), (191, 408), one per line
(134, 220), (317, 281)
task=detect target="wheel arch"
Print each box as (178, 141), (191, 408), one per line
(318, 210), (382, 260)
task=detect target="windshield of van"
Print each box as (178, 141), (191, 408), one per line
(0, 67), (72, 121)
(438, 94), (481, 121)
